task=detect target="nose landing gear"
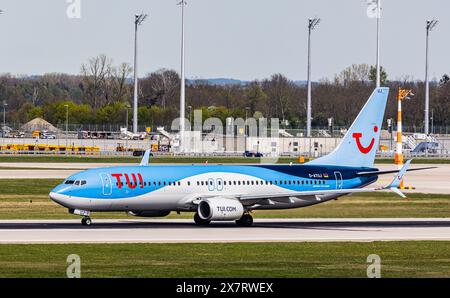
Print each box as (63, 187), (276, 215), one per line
(81, 217), (92, 226)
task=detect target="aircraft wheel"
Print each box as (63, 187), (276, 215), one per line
(236, 214), (253, 227)
(194, 213), (210, 226)
(81, 217), (92, 226)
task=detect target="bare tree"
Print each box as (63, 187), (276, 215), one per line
(335, 64), (370, 86)
(262, 74), (294, 123)
(141, 69), (180, 109)
(80, 55), (111, 108)
(106, 62), (133, 104)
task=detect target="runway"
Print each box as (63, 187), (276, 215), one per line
(0, 218), (449, 244)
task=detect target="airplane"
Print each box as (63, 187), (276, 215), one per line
(49, 87), (433, 226)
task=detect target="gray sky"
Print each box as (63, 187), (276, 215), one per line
(0, 0), (448, 81)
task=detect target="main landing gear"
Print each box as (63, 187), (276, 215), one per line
(194, 212), (211, 226)
(236, 213), (253, 227)
(81, 216), (92, 226)
(193, 212), (254, 227)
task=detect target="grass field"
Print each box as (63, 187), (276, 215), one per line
(0, 242), (448, 277)
(0, 179), (449, 219)
(0, 154), (448, 164)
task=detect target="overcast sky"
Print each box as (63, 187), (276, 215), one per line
(0, 0), (448, 81)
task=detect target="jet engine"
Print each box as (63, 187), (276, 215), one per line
(128, 211), (171, 217)
(198, 198), (244, 221)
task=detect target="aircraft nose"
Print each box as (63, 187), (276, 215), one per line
(49, 191), (70, 208)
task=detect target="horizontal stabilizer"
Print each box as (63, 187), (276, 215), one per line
(357, 166), (436, 177)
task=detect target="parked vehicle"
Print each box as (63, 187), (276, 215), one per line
(41, 131), (57, 139)
(243, 150), (264, 157)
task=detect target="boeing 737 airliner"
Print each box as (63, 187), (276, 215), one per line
(49, 87), (431, 226)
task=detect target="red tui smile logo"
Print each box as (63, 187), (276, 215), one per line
(352, 126), (378, 154)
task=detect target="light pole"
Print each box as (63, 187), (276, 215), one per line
(64, 104), (69, 148)
(132, 13), (147, 134)
(245, 107), (250, 151)
(2, 103), (7, 137)
(375, 0), (381, 87)
(178, 1), (187, 152)
(124, 103), (131, 132)
(431, 109), (434, 135)
(126, 108), (129, 131)
(306, 17), (320, 138)
(188, 105), (192, 126)
(425, 19), (438, 135)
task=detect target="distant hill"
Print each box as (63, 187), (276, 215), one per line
(187, 78), (248, 86)
(187, 78), (309, 86)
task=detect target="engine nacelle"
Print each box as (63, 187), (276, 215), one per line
(128, 211), (171, 217)
(198, 198), (244, 221)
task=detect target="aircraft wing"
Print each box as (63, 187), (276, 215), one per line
(187, 187), (376, 204)
(237, 187), (375, 201)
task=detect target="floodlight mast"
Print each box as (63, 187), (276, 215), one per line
(424, 19), (438, 135)
(306, 17), (320, 138)
(375, 0), (381, 88)
(132, 13), (147, 134)
(178, 1), (187, 152)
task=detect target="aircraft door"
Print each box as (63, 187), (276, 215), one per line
(334, 172), (343, 189)
(99, 173), (112, 196)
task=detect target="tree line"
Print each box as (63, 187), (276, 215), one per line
(1, 55), (449, 130)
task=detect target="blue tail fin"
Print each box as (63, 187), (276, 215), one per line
(307, 87), (389, 168)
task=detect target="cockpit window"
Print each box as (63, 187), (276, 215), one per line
(73, 180), (87, 186)
(65, 180), (75, 184)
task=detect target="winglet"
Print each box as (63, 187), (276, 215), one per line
(384, 159), (412, 198)
(139, 149), (151, 166)
(389, 187), (407, 199)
